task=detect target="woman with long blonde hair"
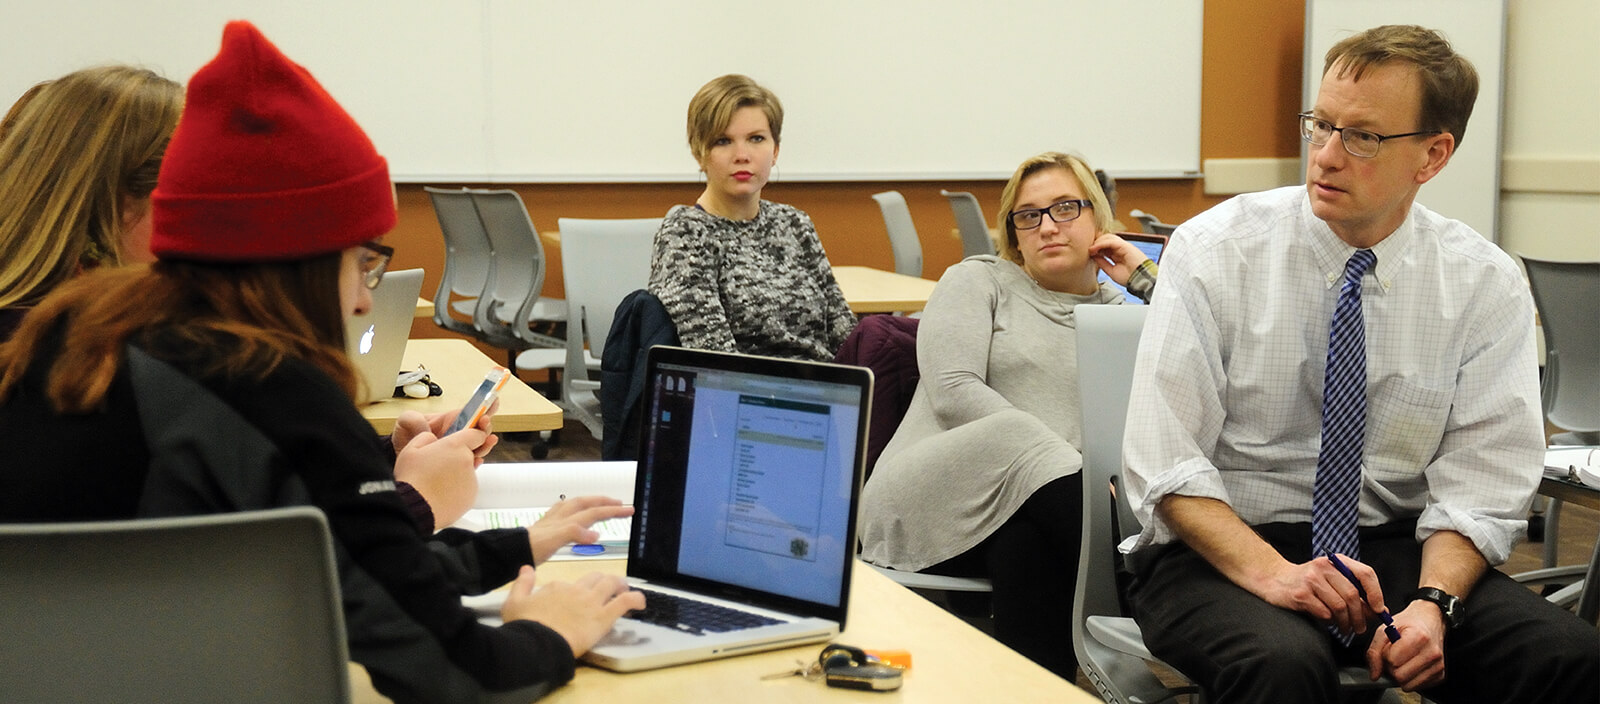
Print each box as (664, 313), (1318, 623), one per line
(0, 65), (182, 338)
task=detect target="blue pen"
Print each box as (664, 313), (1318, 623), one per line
(1326, 553), (1401, 643)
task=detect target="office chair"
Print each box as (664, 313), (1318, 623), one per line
(871, 191), (924, 278)
(940, 190), (997, 259)
(0, 507), (349, 704)
(556, 217), (660, 439)
(470, 189), (567, 352)
(1513, 255), (1600, 618)
(1521, 256), (1600, 446)
(833, 315), (994, 607)
(470, 189), (570, 457)
(1072, 305), (1403, 703)
(425, 187), (495, 341)
(1129, 209), (1178, 237)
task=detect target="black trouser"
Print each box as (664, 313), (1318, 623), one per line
(1128, 521), (1600, 704)
(928, 474), (1082, 680)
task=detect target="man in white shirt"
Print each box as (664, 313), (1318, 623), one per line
(1122, 24), (1599, 703)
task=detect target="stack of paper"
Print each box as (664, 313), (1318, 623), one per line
(449, 460), (638, 560)
(454, 507), (630, 546)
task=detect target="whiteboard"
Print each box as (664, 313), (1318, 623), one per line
(1304, 0), (1506, 241)
(2, 0), (1203, 183)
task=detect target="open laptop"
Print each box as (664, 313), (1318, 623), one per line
(583, 345), (873, 672)
(343, 268), (425, 404)
(1097, 232), (1167, 305)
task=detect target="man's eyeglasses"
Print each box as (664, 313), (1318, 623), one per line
(1009, 199), (1092, 230)
(359, 241), (394, 290)
(1298, 112), (1439, 159)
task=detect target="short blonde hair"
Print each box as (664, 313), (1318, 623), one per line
(686, 74), (783, 166)
(0, 65), (183, 308)
(994, 152), (1113, 265)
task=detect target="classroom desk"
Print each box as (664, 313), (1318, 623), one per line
(349, 559), (1099, 703)
(414, 297), (434, 319)
(1539, 474), (1600, 623)
(357, 338), (563, 434)
(832, 265), (938, 314)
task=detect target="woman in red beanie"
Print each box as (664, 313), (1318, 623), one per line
(0, 21), (642, 703)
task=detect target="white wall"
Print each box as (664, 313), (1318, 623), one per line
(1499, 0), (1600, 260)
(1, 0), (1205, 182)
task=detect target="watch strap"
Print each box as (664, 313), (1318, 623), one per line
(1411, 587), (1464, 629)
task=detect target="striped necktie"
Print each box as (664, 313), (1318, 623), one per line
(1311, 248), (1376, 642)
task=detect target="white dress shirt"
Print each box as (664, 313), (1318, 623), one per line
(1121, 186), (1544, 565)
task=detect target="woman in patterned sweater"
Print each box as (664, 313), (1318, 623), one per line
(648, 74), (856, 362)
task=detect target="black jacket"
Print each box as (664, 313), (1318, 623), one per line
(599, 289), (678, 460)
(0, 331), (572, 703)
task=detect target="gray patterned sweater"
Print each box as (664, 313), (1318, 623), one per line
(648, 201), (857, 361)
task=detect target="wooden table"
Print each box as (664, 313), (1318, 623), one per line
(358, 338), (563, 434)
(350, 560), (1099, 703)
(832, 265), (938, 314)
(414, 297), (434, 319)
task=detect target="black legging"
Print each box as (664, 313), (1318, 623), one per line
(926, 474), (1083, 680)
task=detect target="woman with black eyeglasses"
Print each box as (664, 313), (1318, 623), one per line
(0, 22), (641, 703)
(858, 151), (1155, 680)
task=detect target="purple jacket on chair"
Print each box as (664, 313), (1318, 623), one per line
(832, 315), (920, 478)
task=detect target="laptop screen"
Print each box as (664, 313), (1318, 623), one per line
(1096, 232), (1167, 305)
(630, 346), (870, 619)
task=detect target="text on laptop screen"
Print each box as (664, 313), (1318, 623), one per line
(635, 361), (862, 608)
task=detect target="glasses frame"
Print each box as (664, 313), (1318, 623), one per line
(1009, 199), (1093, 230)
(359, 241), (394, 290)
(1298, 112), (1440, 159)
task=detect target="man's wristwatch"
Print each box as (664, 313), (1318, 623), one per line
(1411, 587), (1465, 630)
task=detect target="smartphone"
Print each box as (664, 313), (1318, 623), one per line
(445, 367), (511, 435)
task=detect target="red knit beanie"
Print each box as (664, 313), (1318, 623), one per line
(151, 21), (395, 261)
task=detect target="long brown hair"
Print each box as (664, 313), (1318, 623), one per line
(0, 254), (358, 413)
(0, 66), (183, 309)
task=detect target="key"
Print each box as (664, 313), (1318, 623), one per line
(760, 659), (822, 681)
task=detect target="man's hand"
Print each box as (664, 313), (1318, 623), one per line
(1246, 553), (1386, 639)
(1366, 600), (1447, 690)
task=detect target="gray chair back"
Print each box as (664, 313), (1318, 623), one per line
(871, 190), (924, 277)
(940, 189), (996, 259)
(1072, 305), (1188, 703)
(0, 507), (349, 704)
(425, 187), (494, 338)
(472, 189), (566, 349)
(1521, 256), (1600, 441)
(557, 217), (660, 438)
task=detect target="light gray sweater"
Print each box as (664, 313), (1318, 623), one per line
(858, 255), (1140, 570)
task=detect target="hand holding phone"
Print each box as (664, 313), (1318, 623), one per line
(446, 367), (511, 435)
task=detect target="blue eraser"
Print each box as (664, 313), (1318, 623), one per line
(571, 544), (606, 556)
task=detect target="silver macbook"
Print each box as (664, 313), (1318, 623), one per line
(343, 268), (424, 404)
(584, 345), (873, 672)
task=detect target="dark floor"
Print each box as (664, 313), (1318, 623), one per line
(488, 428), (1599, 701)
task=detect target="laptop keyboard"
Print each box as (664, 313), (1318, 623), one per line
(625, 588), (783, 636)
